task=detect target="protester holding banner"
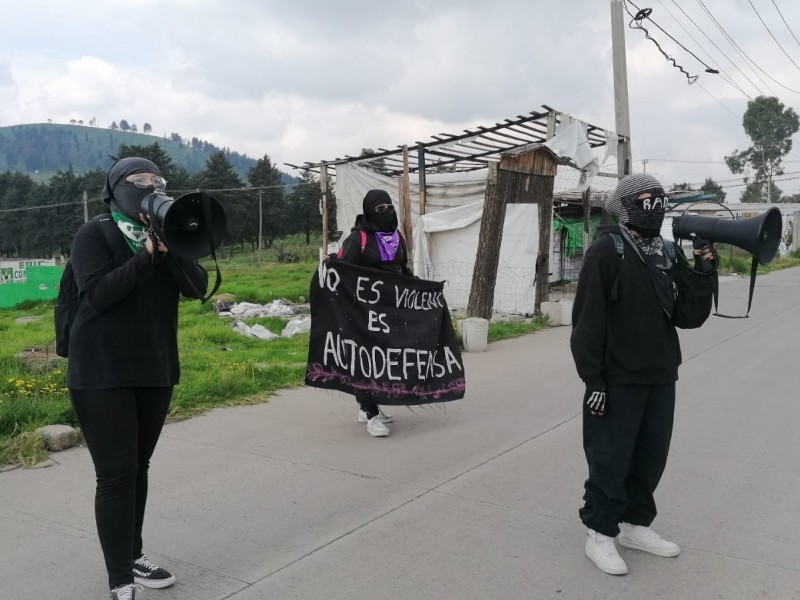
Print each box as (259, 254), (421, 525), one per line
(570, 173), (716, 576)
(67, 157), (208, 600)
(335, 189), (416, 436)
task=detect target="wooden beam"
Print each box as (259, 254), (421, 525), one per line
(399, 146), (413, 255)
(320, 165), (328, 260)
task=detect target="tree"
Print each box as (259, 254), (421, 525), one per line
(739, 181), (782, 203)
(110, 121), (118, 131)
(119, 119), (131, 132)
(725, 96), (799, 203)
(700, 177), (726, 202)
(130, 124), (138, 133)
(248, 155), (285, 246)
(143, 123), (152, 134)
(670, 182), (694, 191)
(200, 152), (245, 247)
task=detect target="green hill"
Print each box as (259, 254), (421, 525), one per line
(0, 123), (297, 184)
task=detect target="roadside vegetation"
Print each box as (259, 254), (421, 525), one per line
(0, 239), (549, 466)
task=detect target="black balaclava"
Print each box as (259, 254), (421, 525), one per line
(605, 173), (668, 238)
(102, 157), (163, 219)
(361, 189), (398, 233)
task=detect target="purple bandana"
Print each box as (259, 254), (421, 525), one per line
(375, 231), (400, 261)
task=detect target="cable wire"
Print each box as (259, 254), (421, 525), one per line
(672, 0), (768, 97)
(747, 0), (800, 73)
(657, 0), (752, 98)
(695, 0), (800, 96)
(771, 0), (800, 52)
(623, 1), (700, 83)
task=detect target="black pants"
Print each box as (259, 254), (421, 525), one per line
(580, 382), (675, 538)
(70, 387), (172, 589)
(355, 391), (380, 419)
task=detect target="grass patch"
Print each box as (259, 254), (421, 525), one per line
(1, 248), (553, 465)
(488, 317), (549, 342)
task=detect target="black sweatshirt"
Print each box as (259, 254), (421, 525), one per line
(339, 223), (413, 276)
(67, 216), (208, 390)
(570, 226), (714, 390)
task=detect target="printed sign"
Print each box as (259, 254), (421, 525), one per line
(0, 259), (57, 284)
(306, 259), (466, 405)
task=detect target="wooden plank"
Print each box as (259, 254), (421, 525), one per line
(400, 146), (413, 255)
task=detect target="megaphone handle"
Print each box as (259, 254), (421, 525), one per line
(713, 257), (757, 319)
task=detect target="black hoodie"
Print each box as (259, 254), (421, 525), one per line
(570, 225), (715, 390)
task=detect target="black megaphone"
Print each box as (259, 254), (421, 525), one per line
(142, 191), (227, 260)
(672, 206), (783, 265)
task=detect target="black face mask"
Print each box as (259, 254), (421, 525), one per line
(368, 207), (398, 232)
(621, 189), (667, 238)
(112, 182), (157, 219)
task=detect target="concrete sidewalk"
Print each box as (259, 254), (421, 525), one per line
(2, 268), (799, 600)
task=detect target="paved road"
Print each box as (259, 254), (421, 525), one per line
(2, 267), (799, 600)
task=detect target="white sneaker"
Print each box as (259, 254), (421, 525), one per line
(358, 408), (393, 424)
(618, 522), (681, 557)
(585, 529), (628, 575)
(367, 416), (390, 437)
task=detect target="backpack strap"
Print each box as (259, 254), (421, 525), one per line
(336, 230), (369, 259)
(607, 232), (624, 301)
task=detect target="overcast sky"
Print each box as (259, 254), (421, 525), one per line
(2, 0), (800, 197)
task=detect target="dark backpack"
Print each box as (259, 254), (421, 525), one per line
(54, 215), (120, 357)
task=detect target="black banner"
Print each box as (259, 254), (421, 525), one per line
(305, 259), (465, 405)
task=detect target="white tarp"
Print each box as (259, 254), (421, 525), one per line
(412, 202), (539, 315)
(334, 163), (488, 237)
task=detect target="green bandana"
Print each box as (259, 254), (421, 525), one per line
(112, 212), (148, 253)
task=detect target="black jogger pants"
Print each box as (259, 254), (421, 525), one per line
(580, 382), (675, 538)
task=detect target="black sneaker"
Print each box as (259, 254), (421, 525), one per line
(133, 554), (176, 589)
(110, 583), (142, 600)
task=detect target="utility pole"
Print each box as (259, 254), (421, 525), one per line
(83, 191), (88, 222)
(642, 159), (649, 173)
(258, 188), (263, 257)
(611, 0), (632, 177)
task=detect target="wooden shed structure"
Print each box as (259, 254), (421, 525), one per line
(289, 105), (623, 316)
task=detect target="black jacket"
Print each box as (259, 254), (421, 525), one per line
(67, 217), (208, 389)
(338, 221), (413, 276)
(570, 226), (714, 389)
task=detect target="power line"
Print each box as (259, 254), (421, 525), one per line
(771, 0), (800, 52)
(623, 1), (701, 83)
(747, 0), (800, 73)
(627, 0), (721, 76)
(695, 0), (800, 96)
(671, 0), (767, 97)
(694, 0), (779, 96)
(696, 81), (743, 120)
(657, 0), (752, 99)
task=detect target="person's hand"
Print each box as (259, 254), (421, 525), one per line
(145, 234), (168, 255)
(692, 245), (715, 262)
(585, 388), (606, 417)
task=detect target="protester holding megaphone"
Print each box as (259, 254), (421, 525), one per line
(66, 157), (209, 600)
(570, 173), (717, 576)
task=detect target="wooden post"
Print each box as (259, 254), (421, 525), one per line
(533, 188), (554, 315)
(582, 186), (591, 257)
(466, 162), (504, 319)
(400, 146), (413, 254)
(320, 165), (328, 260)
(467, 145), (557, 319)
(258, 188), (263, 261)
(418, 147), (427, 216)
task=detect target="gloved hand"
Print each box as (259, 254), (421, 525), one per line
(692, 237), (717, 273)
(584, 385), (606, 417)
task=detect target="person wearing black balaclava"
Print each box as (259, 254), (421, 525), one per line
(570, 173), (717, 576)
(67, 157), (208, 600)
(338, 189), (414, 437)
